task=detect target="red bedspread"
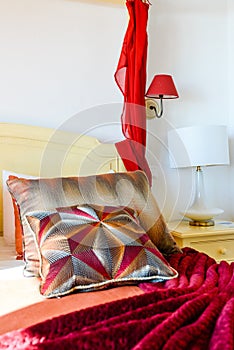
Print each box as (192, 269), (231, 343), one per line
(0, 248), (233, 349)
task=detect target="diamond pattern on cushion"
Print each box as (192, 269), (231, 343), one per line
(7, 171), (180, 277)
(27, 205), (178, 298)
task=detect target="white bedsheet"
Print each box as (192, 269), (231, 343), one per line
(0, 237), (44, 316)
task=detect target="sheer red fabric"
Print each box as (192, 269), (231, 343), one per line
(115, 0), (152, 185)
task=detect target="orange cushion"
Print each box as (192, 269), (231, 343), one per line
(8, 175), (23, 260)
(12, 198), (23, 260)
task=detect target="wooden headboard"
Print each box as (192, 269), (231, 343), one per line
(0, 123), (122, 234)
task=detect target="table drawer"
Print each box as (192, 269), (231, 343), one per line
(191, 239), (234, 262)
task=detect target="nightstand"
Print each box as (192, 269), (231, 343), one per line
(168, 220), (234, 263)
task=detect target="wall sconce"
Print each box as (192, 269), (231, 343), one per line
(145, 74), (179, 119)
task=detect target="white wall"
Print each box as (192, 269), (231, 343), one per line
(0, 0), (233, 221)
(147, 0), (234, 222)
(0, 0), (126, 128)
(227, 0), (234, 219)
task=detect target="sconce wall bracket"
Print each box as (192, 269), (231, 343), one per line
(145, 98), (162, 119)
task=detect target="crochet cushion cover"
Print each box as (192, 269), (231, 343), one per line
(26, 204), (178, 297)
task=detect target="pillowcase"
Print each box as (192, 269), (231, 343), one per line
(26, 204), (178, 298)
(7, 170), (180, 277)
(2, 170), (37, 259)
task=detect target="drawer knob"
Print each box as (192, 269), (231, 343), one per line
(219, 248), (227, 255)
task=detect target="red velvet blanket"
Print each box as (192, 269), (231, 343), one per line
(0, 248), (233, 349)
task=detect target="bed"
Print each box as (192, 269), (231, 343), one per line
(0, 123), (233, 350)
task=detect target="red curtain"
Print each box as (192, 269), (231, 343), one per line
(115, 0), (152, 186)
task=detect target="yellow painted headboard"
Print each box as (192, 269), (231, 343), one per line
(0, 123), (123, 234)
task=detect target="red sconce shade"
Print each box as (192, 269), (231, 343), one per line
(146, 74), (179, 99)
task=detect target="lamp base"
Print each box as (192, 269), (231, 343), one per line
(180, 208), (223, 227)
(180, 167), (224, 227)
(189, 219), (215, 227)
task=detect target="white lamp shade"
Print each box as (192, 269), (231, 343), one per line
(168, 125), (230, 168)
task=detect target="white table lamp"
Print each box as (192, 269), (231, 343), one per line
(168, 125), (230, 226)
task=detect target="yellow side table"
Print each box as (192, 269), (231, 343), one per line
(168, 220), (234, 262)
